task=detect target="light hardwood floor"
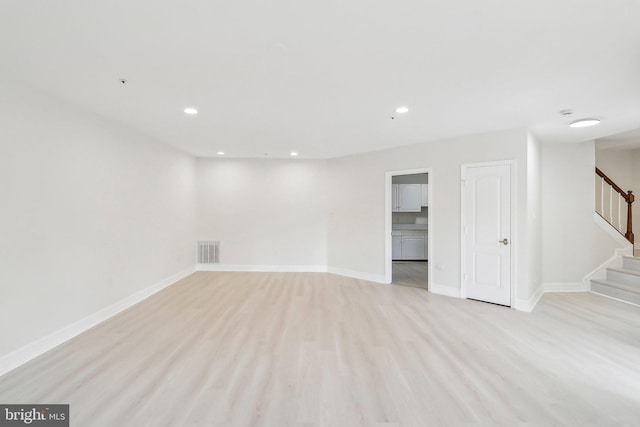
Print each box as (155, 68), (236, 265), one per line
(1, 272), (640, 426)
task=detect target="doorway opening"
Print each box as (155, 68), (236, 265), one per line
(385, 168), (432, 289)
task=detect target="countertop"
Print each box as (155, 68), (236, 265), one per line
(392, 224), (428, 230)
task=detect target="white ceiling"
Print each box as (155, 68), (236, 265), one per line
(2, 0), (640, 159)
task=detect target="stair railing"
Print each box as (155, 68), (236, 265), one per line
(595, 167), (634, 244)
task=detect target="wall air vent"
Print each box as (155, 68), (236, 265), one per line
(198, 240), (220, 264)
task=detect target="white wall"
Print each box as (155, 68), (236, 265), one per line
(392, 208), (428, 225)
(595, 147), (635, 190)
(326, 128), (537, 303)
(196, 158), (327, 267)
(0, 80), (197, 359)
(541, 141), (621, 285)
(525, 133), (542, 301)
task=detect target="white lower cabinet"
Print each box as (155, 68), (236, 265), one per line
(392, 233), (402, 259)
(392, 230), (427, 260)
(401, 235), (425, 259)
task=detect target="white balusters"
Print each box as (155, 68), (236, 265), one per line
(618, 194), (622, 232)
(595, 168), (634, 243)
(600, 176), (605, 217)
(609, 184), (613, 224)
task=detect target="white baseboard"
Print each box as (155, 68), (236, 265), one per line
(326, 267), (386, 284)
(514, 286), (543, 312)
(544, 282), (588, 292)
(198, 264), (387, 284)
(0, 266), (195, 378)
(429, 282), (461, 298)
(197, 264), (328, 273)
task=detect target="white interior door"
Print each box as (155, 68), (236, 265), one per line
(462, 163), (511, 306)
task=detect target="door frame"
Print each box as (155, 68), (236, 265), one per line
(384, 167), (433, 285)
(460, 160), (516, 307)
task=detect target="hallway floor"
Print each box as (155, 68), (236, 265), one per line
(392, 261), (428, 289)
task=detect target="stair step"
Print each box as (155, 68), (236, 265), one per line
(605, 268), (640, 287)
(622, 256), (640, 271)
(591, 279), (640, 306)
(591, 279), (640, 294)
(608, 267), (640, 276)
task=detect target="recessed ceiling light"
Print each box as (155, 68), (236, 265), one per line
(569, 118), (600, 128)
(290, 152), (298, 156)
(184, 107), (198, 115)
(217, 151), (225, 155)
(395, 106), (409, 114)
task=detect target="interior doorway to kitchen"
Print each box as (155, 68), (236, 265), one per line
(385, 168), (432, 289)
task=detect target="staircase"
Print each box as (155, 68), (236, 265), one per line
(591, 256), (640, 305)
(595, 167), (634, 244)
(590, 167), (639, 305)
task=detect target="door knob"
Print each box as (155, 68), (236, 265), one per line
(499, 238), (509, 245)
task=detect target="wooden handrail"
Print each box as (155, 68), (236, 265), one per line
(595, 167), (634, 244)
(596, 167), (632, 202)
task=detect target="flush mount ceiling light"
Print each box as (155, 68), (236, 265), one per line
(217, 151), (225, 155)
(184, 107), (198, 115)
(290, 152), (298, 156)
(395, 106), (409, 114)
(569, 118), (600, 128)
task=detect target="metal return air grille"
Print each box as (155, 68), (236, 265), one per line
(198, 240), (219, 264)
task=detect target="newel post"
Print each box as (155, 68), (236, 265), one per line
(625, 190), (634, 244)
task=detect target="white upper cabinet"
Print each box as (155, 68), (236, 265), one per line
(392, 184), (399, 212)
(392, 184), (421, 212)
(421, 184), (429, 207)
(399, 184), (422, 212)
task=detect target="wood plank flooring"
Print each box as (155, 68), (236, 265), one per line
(392, 261), (427, 289)
(1, 272), (640, 426)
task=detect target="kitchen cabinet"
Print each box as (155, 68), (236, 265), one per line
(401, 234), (426, 259)
(392, 232), (402, 260)
(392, 184), (422, 212)
(392, 184), (398, 211)
(392, 229), (427, 260)
(421, 184), (429, 207)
